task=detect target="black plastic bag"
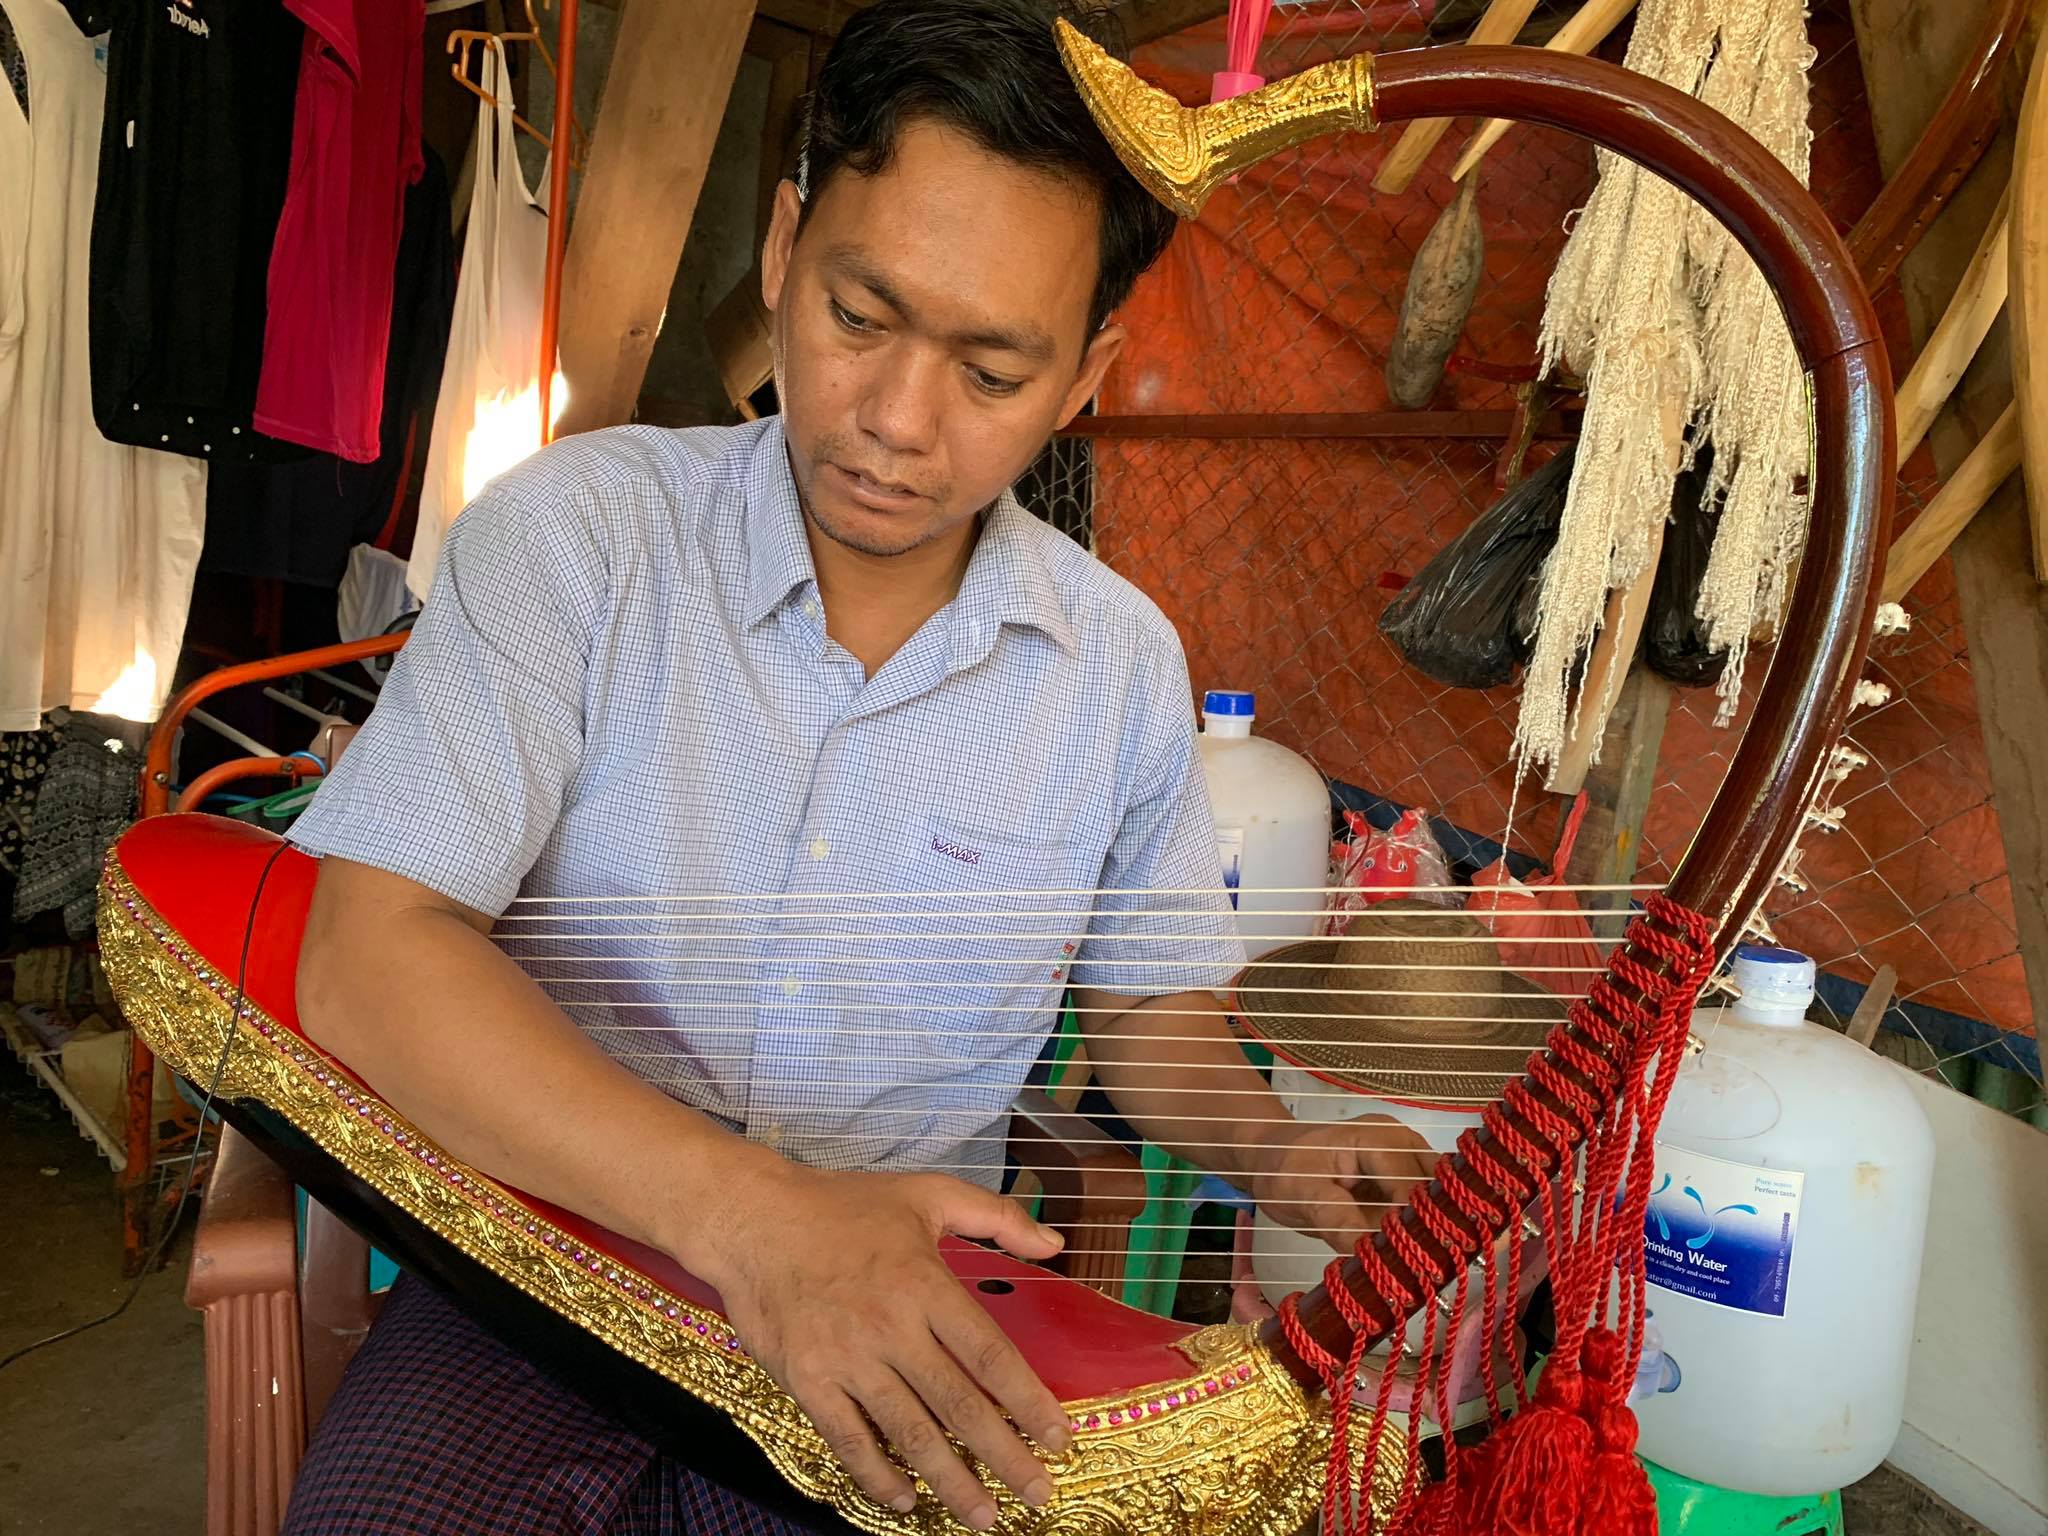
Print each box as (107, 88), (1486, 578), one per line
(1645, 442), (1730, 687)
(1378, 443), (1575, 689)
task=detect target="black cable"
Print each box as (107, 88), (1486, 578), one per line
(0, 841), (290, 1377)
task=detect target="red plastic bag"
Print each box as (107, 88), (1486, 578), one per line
(1319, 806), (1458, 936)
(1469, 792), (1604, 998)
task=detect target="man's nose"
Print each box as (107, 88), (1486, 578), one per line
(854, 347), (944, 455)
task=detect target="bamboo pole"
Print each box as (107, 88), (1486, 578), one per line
(1372, 0), (1544, 195)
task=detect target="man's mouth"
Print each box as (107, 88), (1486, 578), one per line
(825, 462), (924, 510)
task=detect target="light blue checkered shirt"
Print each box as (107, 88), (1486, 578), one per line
(291, 418), (1244, 1185)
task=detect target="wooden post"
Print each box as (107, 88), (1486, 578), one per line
(751, 19), (813, 240)
(1562, 664), (1675, 941)
(1850, 0), (2048, 1038)
(555, 0), (759, 434)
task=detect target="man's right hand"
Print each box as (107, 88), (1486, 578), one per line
(682, 1160), (1074, 1530)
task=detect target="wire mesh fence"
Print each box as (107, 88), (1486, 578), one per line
(1012, 0), (2041, 1122)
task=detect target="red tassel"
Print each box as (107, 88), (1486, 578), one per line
(1582, 1450), (1657, 1535)
(1476, 1367), (1593, 1536)
(1575, 1331), (1658, 1536)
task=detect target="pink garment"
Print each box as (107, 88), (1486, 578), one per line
(1469, 791), (1605, 999)
(252, 0), (425, 463)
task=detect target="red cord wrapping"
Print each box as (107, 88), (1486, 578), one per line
(1280, 896), (1717, 1533)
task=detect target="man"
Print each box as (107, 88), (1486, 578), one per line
(283, 2), (1435, 1531)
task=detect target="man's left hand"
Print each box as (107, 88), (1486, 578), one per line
(1240, 1117), (1439, 1249)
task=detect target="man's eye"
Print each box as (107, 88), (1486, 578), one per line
(830, 299), (878, 333)
(969, 367), (1023, 398)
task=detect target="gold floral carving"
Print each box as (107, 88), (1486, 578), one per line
(1052, 18), (1376, 220)
(98, 858), (1405, 1534)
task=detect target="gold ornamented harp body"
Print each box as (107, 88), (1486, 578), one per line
(99, 24), (1891, 1536)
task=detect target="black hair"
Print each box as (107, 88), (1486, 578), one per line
(797, 0), (1178, 336)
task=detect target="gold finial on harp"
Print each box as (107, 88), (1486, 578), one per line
(1053, 16), (1377, 219)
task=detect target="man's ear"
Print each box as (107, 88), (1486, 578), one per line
(761, 181), (803, 313)
(1054, 323), (1127, 428)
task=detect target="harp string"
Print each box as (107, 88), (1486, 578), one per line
(498, 881), (1659, 909)
(476, 882), (1626, 1299)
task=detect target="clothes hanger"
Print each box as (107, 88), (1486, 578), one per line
(446, 0), (587, 171)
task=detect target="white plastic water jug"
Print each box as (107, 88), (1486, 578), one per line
(1632, 945), (1935, 1495)
(1196, 690), (1329, 960)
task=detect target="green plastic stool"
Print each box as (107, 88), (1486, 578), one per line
(1033, 1005), (1271, 1317)
(1644, 1458), (1844, 1536)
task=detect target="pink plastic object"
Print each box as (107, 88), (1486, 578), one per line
(1211, 0), (1273, 102)
(1211, 69), (1265, 100)
(1469, 791), (1605, 997)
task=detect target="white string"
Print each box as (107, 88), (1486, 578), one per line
(561, 1028), (1548, 1056)
(501, 881), (1660, 908)
(536, 1000), (1587, 1020)
(592, 1075), (1516, 1100)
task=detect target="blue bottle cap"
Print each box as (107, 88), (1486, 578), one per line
(1202, 690), (1255, 717)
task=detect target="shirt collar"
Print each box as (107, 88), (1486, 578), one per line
(741, 418), (819, 629)
(953, 492), (1078, 659)
(741, 417), (1077, 656)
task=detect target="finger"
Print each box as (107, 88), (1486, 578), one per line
(808, 1385), (919, 1515)
(920, 1175), (1065, 1263)
(859, 1368), (1000, 1531)
(931, 1285), (1072, 1456)
(901, 1334), (1057, 1509)
(1307, 1196), (1381, 1251)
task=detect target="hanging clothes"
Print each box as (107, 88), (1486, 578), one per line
(10, 712), (137, 935)
(410, 42), (561, 601)
(0, 0), (205, 731)
(252, 0), (427, 462)
(203, 147), (457, 587)
(83, 0), (302, 461)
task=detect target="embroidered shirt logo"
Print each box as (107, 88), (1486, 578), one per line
(930, 835), (982, 867)
(165, 0), (210, 36)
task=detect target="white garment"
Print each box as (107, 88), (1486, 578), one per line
(0, 1), (205, 731)
(410, 43), (562, 601)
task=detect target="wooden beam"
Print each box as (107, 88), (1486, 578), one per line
(753, 0), (864, 36)
(556, 0), (758, 435)
(1374, 0), (1543, 196)
(1894, 182), (2009, 464)
(1882, 401), (2020, 603)
(752, 19), (812, 237)
(2008, 24), (2048, 578)
(1850, 0), (2048, 1056)
(1561, 665), (1674, 941)
(751, 0), (1223, 57)
(1551, 393), (1685, 795)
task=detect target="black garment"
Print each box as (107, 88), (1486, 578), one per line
(1, 2), (28, 118)
(79, 0), (303, 461)
(202, 147), (456, 586)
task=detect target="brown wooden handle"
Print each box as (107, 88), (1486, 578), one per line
(1263, 44), (1893, 1386)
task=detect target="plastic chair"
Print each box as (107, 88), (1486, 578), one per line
(185, 1094), (1147, 1536)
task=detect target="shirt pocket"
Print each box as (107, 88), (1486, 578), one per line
(885, 814), (1085, 1070)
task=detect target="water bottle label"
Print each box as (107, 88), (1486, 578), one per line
(1216, 828), (1244, 910)
(1643, 1147), (1804, 1317)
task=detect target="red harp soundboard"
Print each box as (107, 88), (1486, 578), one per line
(100, 35), (1889, 1536)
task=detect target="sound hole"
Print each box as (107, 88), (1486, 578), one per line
(977, 1279), (1016, 1296)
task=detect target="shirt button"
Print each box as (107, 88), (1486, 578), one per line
(803, 598), (820, 620)
(781, 974), (801, 997)
(809, 836), (830, 861)
(763, 1123), (784, 1150)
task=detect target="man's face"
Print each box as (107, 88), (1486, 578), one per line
(761, 118), (1125, 559)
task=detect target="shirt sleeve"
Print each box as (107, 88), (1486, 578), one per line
(1069, 643), (1246, 999)
(288, 476), (594, 916)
